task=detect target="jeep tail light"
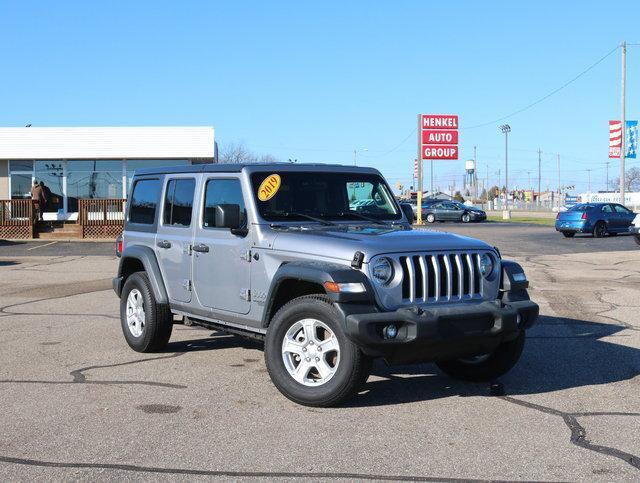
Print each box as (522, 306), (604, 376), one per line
(556, 213), (559, 220)
(581, 212), (587, 220)
(115, 235), (123, 258)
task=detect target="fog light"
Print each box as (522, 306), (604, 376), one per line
(384, 324), (398, 339)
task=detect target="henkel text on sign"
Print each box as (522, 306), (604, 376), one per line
(423, 145), (458, 160)
(422, 129), (458, 145)
(421, 114), (458, 129)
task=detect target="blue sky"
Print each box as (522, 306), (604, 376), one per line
(1, 1), (639, 194)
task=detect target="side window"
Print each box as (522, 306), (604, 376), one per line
(601, 205), (613, 213)
(129, 178), (162, 225)
(613, 204), (631, 214)
(203, 179), (246, 228)
(163, 178), (196, 227)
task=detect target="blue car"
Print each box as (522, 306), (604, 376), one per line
(555, 202), (636, 238)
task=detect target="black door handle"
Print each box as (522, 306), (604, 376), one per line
(192, 243), (209, 253)
(156, 240), (171, 249)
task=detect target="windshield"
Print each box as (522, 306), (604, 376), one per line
(251, 171), (401, 222)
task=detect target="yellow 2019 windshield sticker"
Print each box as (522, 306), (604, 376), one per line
(258, 174), (281, 201)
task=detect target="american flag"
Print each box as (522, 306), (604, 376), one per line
(609, 120), (622, 158)
(414, 158), (419, 178)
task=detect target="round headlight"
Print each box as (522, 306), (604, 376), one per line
(372, 257), (394, 285)
(479, 253), (494, 277)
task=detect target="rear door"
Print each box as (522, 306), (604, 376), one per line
(155, 175), (197, 303)
(191, 176), (252, 315)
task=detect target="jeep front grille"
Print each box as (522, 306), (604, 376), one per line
(399, 252), (483, 303)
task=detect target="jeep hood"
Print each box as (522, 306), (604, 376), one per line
(269, 225), (493, 262)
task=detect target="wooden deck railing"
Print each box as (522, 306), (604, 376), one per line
(0, 199), (34, 239)
(78, 198), (126, 238)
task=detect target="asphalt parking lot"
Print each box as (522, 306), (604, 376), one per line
(0, 223), (638, 480)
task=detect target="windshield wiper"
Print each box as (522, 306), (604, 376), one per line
(264, 211), (337, 226)
(334, 211), (391, 226)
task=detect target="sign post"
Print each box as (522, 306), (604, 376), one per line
(416, 115), (423, 224)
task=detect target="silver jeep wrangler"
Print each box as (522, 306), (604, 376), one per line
(113, 163), (538, 406)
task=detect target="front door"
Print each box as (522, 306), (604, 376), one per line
(155, 176), (197, 303)
(192, 177), (251, 315)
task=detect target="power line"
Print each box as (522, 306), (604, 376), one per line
(460, 45), (619, 130)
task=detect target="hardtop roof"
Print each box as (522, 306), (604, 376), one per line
(134, 162), (382, 176)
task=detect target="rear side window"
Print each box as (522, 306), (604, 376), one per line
(601, 205), (613, 213)
(163, 178), (196, 227)
(129, 178), (162, 224)
(203, 179), (246, 228)
(613, 204), (631, 214)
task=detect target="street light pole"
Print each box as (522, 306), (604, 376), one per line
(620, 41), (627, 205)
(499, 124), (511, 217)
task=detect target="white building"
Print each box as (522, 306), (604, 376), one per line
(0, 126), (215, 220)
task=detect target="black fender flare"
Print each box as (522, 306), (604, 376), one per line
(115, 244), (169, 304)
(261, 261), (375, 328)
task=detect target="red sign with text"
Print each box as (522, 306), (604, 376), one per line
(422, 129), (458, 145)
(421, 114), (458, 159)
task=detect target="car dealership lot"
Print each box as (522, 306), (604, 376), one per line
(0, 225), (639, 481)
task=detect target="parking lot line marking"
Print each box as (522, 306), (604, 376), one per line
(26, 241), (58, 251)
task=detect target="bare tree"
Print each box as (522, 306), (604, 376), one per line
(613, 167), (640, 192)
(218, 142), (279, 164)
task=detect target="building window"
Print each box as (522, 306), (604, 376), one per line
(34, 161), (64, 213)
(66, 160), (123, 212)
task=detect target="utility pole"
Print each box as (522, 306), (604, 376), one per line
(486, 164), (489, 204)
(587, 169), (592, 193)
(499, 125), (511, 216)
(605, 161), (610, 191)
(527, 171), (531, 191)
(473, 145), (478, 199)
(417, 115), (423, 224)
(620, 41), (627, 205)
(537, 148), (542, 206)
(557, 153), (561, 209)
(430, 159), (434, 195)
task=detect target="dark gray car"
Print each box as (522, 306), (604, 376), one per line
(422, 200), (487, 223)
(113, 163), (537, 406)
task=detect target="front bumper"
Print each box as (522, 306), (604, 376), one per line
(629, 226), (640, 235)
(342, 299), (538, 364)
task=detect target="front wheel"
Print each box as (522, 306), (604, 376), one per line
(120, 272), (173, 352)
(436, 330), (525, 382)
(264, 295), (371, 407)
(461, 212), (471, 223)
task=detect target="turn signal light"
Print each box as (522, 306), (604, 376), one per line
(556, 213), (560, 220)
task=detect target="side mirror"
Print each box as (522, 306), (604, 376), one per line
(215, 204), (247, 235)
(400, 203), (414, 224)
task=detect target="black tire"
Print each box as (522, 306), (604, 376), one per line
(120, 271), (173, 353)
(264, 295), (371, 407)
(461, 212), (471, 223)
(609, 232), (618, 236)
(426, 213), (436, 223)
(436, 330), (525, 382)
(593, 221), (607, 238)
(562, 232), (575, 238)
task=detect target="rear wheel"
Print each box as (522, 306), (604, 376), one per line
(436, 331), (525, 382)
(562, 232), (575, 238)
(264, 295), (371, 407)
(593, 221), (607, 238)
(426, 213), (436, 223)
(120, 272), (173, 352)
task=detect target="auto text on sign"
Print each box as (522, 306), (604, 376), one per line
(421, 129), (458, 145)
